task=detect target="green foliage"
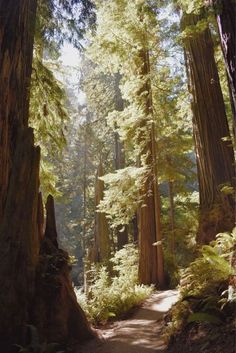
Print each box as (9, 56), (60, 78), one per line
(164, 229), (236, 340)
(76, 244), (153, 323)
(161, 191), (198, 286)
(176, 0), (205, 14)
(97, 166), (148, 227)
(29, 52), (69, 198)
(187, 312), (222, 325)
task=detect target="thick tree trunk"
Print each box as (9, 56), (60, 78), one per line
(211, 0), (236, 128)
(94, 162), (111, 262)
(0, 0), (37, 221)
(0, 1), (94, 349)
(0, 128), (40, 347)
(138, 49), (165, 287)
(182, 13), (235, 244)
(34, 195), (94, 344)
(0, 1), (38, 347)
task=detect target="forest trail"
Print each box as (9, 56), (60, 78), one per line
(77, 290), (178, 353)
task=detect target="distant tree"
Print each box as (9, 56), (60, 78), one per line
(87, 0), (166, 287)
(94, 162), (111, 262)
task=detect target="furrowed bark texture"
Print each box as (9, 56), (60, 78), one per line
(0, 0), (37, 222)
(0, 1), (94, 349)
(34, 195), (94, 344)
(138, 48), (165, 287)
(0, 1), (38, 347)
(182, 13), (235, 244)
(0, 128), (40, 347)
(212, 0), (236, 126)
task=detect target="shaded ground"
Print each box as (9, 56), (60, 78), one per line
(166, 316), (236, 353)
(76, 290), (178, 353)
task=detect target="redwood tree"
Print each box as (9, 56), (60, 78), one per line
(94, 162), (111, 262)
(210, 0), (236, 127)
(0, 0), (93, 349)
(182, 12), (235, 244)
(137, 48), (165, 288)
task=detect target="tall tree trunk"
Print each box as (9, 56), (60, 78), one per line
(211, 0), (236, 128)
(182, 12), (235, 244)
(0, 0), (37, 221)
(168, 181), (176, 261)
(82, 126), (88, 253)
(0, 1), (94, 349)
(138, 48), (165, 287)
(114, 74), (129, 249)
(94, 162), (111, 262)
(0, 1), (39, 346)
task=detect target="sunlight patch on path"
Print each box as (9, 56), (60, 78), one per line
(77, 290), (179, 353)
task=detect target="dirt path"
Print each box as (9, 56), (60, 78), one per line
(77, 290), (178, 353)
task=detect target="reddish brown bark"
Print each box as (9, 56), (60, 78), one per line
(0, 0), (37, 222)
(0, 0), (94, 349)
(34, 195), (94, 344)
(137, 48), (165, 287)
(0, 1), (39, 347)
(182, 13), (235, 244)
(211, 0), (236, 126)
(0, 128), (40, 347)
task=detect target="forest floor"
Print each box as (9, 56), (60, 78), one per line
(76, 289), (236, 353)
(76, 289), (179, 353)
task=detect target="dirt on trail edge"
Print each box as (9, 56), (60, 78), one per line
(76, 289), (178, 353)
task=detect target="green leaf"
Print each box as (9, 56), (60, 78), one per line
(108, 312), (116, 317)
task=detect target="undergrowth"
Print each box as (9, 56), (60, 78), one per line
(163, 228), (236, 341)
(75, 244), (153, 324)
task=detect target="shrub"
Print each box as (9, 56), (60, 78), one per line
(75, 244), (153, 323)
(163, 228), (236, 340)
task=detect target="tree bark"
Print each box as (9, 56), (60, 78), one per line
(0, 0), (94, 349)
(211, 0), (236, 129)
(34, 195), (94, 344)
(0, 0), (37, 222)
(168, 181), (175, 259)
(182, 12), (235, 244)
(0, 1), (38, 347)
(94, 162), (111, 262)
(0, 128), (40, 347)
(138, 48), (165, 287)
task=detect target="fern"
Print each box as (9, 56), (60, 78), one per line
(163, 228), (236, 341)
(75, 244), (153, 323)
